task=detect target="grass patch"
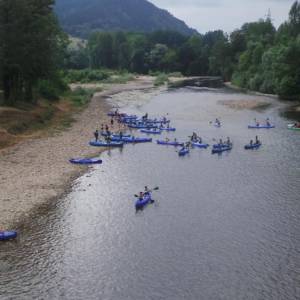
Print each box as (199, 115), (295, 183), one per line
(66, 87), (95, 107)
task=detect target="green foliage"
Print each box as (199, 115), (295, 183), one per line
(0, 0), (67, 106)
(37, 75), (69, 101)
(64, 69), (110, 83)
(68, 88), (94, 107)
(59, 1), (300, 101)
(154, 74), (169, 86)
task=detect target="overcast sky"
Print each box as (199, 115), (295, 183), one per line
(149, 0), (295, 33)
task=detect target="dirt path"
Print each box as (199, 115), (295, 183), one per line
(0, 77), (155, 229)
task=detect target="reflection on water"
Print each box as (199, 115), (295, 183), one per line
(1, 88), (300, 300)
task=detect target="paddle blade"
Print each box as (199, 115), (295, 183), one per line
(153, 187), (159, 191)
(134, 194), (139, 197)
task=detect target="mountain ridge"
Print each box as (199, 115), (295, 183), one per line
(55, 0), (197, 37)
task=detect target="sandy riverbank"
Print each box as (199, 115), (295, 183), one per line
(0, 76), (156, 229)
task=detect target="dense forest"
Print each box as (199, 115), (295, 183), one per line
(0, 0), (299, 107)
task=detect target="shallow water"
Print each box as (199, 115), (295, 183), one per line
(1, 87), (300, 300)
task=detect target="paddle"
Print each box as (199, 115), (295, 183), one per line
(134, 186), (159, 198)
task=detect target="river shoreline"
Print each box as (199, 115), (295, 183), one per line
(0, 77), (156, 229)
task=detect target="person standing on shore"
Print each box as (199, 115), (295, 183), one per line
(94, 130), (99, 142)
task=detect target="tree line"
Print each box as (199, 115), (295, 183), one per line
(0, 0), (299, 106)
(66, 1), (300, 100)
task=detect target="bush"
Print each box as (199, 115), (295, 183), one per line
(65, 69), (110, 83)
(154, 73), (169, 86)
(168, 72), (183, 77)
(68, 87), (94, 107)
(38, 80), (59, 101)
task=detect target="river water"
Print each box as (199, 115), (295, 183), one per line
(1, 87), (300, 300)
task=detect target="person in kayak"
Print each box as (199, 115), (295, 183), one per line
(191, 132), (197, 142)
(185, 141), (191, 148)
(215, 118), (221, 126)
(266, 118), (271, 126)
(138, 192), (144, 201)
(144, 186), (150, 195)
(198, 137), (202, 144)
(255, 136), (260, 144)
(94, 130), (99, 142)
(249, 139), (253, 146)
(218, 139), (223, 147)
(174, 138), (177, 143)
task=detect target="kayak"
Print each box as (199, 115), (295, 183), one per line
(135, 192), (153, 210)
(69, 158), (102, 165)
(128, 124), (158, 129)
(178, 148), (189, 156)
(145, 119), (170, 124)
(192, 142), (209, 149)
(101, 132), (131, 138)
(213, 143), (232, 149)
(287, 124), (300, 131)
(159, 127), (176, 131)
(120, 137), (152, 143)
(121, 115), (137, 120)
(244, 143), (262, 150)
(212, 145), (232, 154)
(140, 129), (162, 134)
(157, 140), (184, 146)
(0, 231), (17, 241)
(89, 141), (124, 147)
(248, 124), (275, 129)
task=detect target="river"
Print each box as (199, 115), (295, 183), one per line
(0, 86), (300, 300)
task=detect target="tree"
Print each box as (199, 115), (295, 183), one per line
(0, 0), (66, 105)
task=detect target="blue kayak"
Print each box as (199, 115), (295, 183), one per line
(101, 132), (131, 138)
(121, 137), (152, 143)
(135, 193), (153, 210)
(128, 124), (158, 129)
(244, 143), (262, 150)
(212, 145), (232, 154)
(179, 148), (189, 156)
(213, 143), (232, 149)
(157, 140), (184, 146)
(0, 231), (17, 241)
(192, 142), (209, 148)
(159, 127), (176, 131)
(140, 129), (162, 134)
(248, 124), (275, 129)
(144, 119), (170, 124)
(70, 158), (102, 165)
(89, 141), (124, 147)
